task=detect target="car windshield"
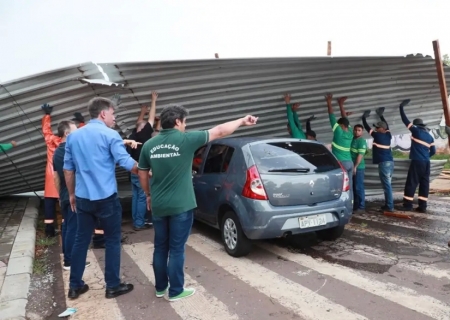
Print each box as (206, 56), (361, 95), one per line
(250, 142), (340, 174)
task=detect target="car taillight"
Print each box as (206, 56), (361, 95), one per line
(242, 165), (268, 200)
(338, 162), (350, 192)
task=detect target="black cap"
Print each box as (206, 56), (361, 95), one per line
(413, 118), (426, 126)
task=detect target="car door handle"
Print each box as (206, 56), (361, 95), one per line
(214, 184), (222, 191)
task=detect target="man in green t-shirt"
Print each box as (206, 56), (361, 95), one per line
(325, 93), (354, 193)
(351, 124), (367, 214)
(137, 105), (258, 302)
(283, 93), (316, 140)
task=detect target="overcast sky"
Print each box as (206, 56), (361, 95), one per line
(1, 0), (449, 82)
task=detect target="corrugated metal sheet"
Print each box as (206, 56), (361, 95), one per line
(1, 55), (450, 196)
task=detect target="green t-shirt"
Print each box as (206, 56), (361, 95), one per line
(138, 129), (209, 217)
(329, 114), (353, 161)
(0, 143), (13, 152)
(350, 137), (367, 169)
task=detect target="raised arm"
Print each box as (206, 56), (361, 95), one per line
(306, 115), (315, 132)
(148, 91), (158, 127)
(208, 115), (258, 142)
(361, 111), (373, 135)
(375, 107), (390, 130)
(399, 99), (412, 129)
(41, 104), (61, 147)
(325, 93), (338, 129)
(337, 97), (349, 119)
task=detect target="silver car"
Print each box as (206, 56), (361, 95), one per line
(192, 138), (352, 257)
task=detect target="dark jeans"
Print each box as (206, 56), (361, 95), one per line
(44, 197), (57, 235)
(69, 193), (122, 289)
(61, 200), (77, 265)
(131, 173), (150, 227)
(378, 161), (394, 210)
(153, 210), (194, 297)
(353, 168), (365, 210)
(403, 160), (430, 210)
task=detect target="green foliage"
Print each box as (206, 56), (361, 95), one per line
(444, 54), (450, 67)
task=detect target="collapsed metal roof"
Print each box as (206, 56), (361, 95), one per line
(1, 54), (450, 196)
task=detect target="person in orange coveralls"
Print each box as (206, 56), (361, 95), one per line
(41, 103), (61, 237)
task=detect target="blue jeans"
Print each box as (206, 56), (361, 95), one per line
(153, 210), (194, 298)
(378, 161), (394, 210)
(61, 200), (77, 265)
(341, 160), (354, 200)
(353, 169), (365, 210)
(131, 173), (150, 227)
(69, 193), (122, 289)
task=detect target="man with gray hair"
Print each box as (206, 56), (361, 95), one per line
(138, 104), (258, 302)
(64, 97), (138, 300)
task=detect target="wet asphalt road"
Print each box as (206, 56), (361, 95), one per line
(51, 196), (450, 320)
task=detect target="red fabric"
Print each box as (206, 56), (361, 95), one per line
(42, 115), (61, 198)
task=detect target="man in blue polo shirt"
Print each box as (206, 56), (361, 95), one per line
(362, 107), (394, 212)
(64, 97), (138, 300)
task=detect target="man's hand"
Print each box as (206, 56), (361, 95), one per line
(41, 103), (53, 115)
(291, 103), (300, 111)
(308, 115), (316, 121)
(375, 107), (385, 117)
(146, 195), (151, 211)
(324, 93), (333, 104)
(149, 171), (153, 178)
(345, 112), (353, 116)
(362, 110), (371, 118)
(124, 139), (142, 149)
(69, 194), (76, 213)
(283, 93), (291, 104)
(241, 115), (258, 126)
(353, 167), (357, 176)
(11, 141), (17, 147)
(399, 99), (411, 108)
(337, 97), (348, 105)
(151, 91), (159, 101)
(73, 112), (85, 123)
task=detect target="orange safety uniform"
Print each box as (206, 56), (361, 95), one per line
(42, 115), (61, 198)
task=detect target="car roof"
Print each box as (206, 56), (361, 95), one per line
(211, 137), (322, 148)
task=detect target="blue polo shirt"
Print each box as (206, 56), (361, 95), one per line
(63, 119), (136, 201)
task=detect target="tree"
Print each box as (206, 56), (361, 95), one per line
(444, 54), (449, 66)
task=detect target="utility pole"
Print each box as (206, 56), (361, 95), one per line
(327, 41), (332, 56)
(432, 40), (450, 147)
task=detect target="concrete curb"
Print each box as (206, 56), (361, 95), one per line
(0, 197), (40, 320)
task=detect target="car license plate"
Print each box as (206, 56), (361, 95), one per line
(299, 214), (327, 229)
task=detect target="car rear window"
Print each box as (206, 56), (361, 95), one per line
(250, 142), (340, 173)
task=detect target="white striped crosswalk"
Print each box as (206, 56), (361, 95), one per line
(59, 204), (450, 320)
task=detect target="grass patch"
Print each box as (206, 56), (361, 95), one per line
(33, 210), (59, 275)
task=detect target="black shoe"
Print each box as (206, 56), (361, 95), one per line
(401, 206), (413, 212)
(133, 224), (152, 231)
(415, 207), (427, 213)
(105, 283), (134, 299)
(68, 284), (89, 299)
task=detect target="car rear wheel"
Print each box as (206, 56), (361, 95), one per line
(221, 211), (252, 257)
(316, 225), (345, 241)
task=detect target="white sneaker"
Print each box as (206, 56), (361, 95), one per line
(63, 261), (91, 271)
